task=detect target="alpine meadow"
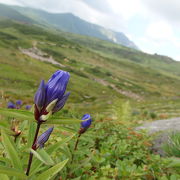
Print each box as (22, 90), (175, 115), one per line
(0, 3), (180, 180)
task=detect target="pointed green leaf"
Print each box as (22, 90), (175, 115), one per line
(30, 149), (54, 166)
(0, 125), (12, 134)
(0, 108), (34, 121)
(70, 152), (93, 173)
(46, 118), (82, 125)
(1, 130), (22, 170)
(0, 165), (26, 179)
(0, 174), (9, 180)
(38, 149), (54, 165)
(36, 159), (69, 180)
(58, 148), (71, 159)
(62, 145), (72, 159)
(47, 134), (75, 154)
(16, 120), (28, 147)
(30, 134), (74, 176)
(0, 157), (11, 166)
(57, 126), (76, 133)
(27, 121), (36, 148)
(168, 157), (180, 168)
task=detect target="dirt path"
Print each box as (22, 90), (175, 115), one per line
(19, 45), (65, 67)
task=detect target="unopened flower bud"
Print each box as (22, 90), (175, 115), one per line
(35, 127), (54, 149)
(79, 114), (92, 134)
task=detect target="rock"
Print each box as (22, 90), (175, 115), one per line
(136, 117), (180, 156)
(136, 117), (180, 133)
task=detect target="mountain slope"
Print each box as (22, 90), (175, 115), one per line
(1, 3), (179, 77)
(61, 31), (180, 76)
(0, 18), (180, 118)
(8, 5), (138, 49)
(0, 19), (179, 97)
(0, 4), (35, 23)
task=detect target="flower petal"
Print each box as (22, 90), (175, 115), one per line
(52, 92), (70, 113)
(34, 80), (46, 110)
(46, 71), (70, 105)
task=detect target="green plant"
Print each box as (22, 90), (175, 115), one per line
(113, 100), (132, 123)
(149, 111), (157, 119)
(0, 70), (92, 179)
(163, 132), (180, 157)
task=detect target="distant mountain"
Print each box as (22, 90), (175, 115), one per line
(0, 3), (138, 49)
(0, 4), (35, 23)
(16, 7), (138, 49)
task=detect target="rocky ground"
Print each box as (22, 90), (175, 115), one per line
(136, 117), (180, 133)
(136, 117), (180, 156)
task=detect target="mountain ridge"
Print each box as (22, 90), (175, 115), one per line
(0, 3), (138, 49)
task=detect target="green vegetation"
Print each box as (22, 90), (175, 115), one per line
(63, 31), (180, 76)
(0, 103), (179, 179)
(163, 132), (180, 158)
(0, 4), (34, 23)
(0, 19), (179, 115)
(0, 18), (180, 179)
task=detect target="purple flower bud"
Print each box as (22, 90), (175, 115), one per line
(36, 127), (54, 149)
(34, 70), (70, 121)
(79, 114), (92, 134)
(16, 100), (22, 109)
(7, 102), (16, 109)
(25, 105), (32, 110)
(46, 71), (70, 106)
(16, 100), (22, 106)
(81, 114), (92, 128)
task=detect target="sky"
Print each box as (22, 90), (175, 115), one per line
(1, 0), (180, 61)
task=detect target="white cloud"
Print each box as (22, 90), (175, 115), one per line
(133, 21), (180, 61)
(80, 0), (112, 14)
(146, 21), (174, 42)
(0, 0), (21, 5)
(0, 0), (180, 60)
(142, 0), (180, 23)
(108, 0), (144, 20)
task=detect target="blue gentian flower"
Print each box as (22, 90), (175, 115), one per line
(7, 102), (16, 109)
(25, 105), (32, 110)
(79, 114), (92, 134)
(36, 127), (54, 149)
(16, 100), (22, 106)
(16, 100), (22, 109)
(45, 71), (70, 106)
(34, 70), (70, 121)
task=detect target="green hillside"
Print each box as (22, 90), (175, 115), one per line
(7, 4), (138, 49)
(0, 19), (180, 118)
(0, 16), (180, 180)
(61, 31), (180, 76)
(0, 4), (34, 23)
